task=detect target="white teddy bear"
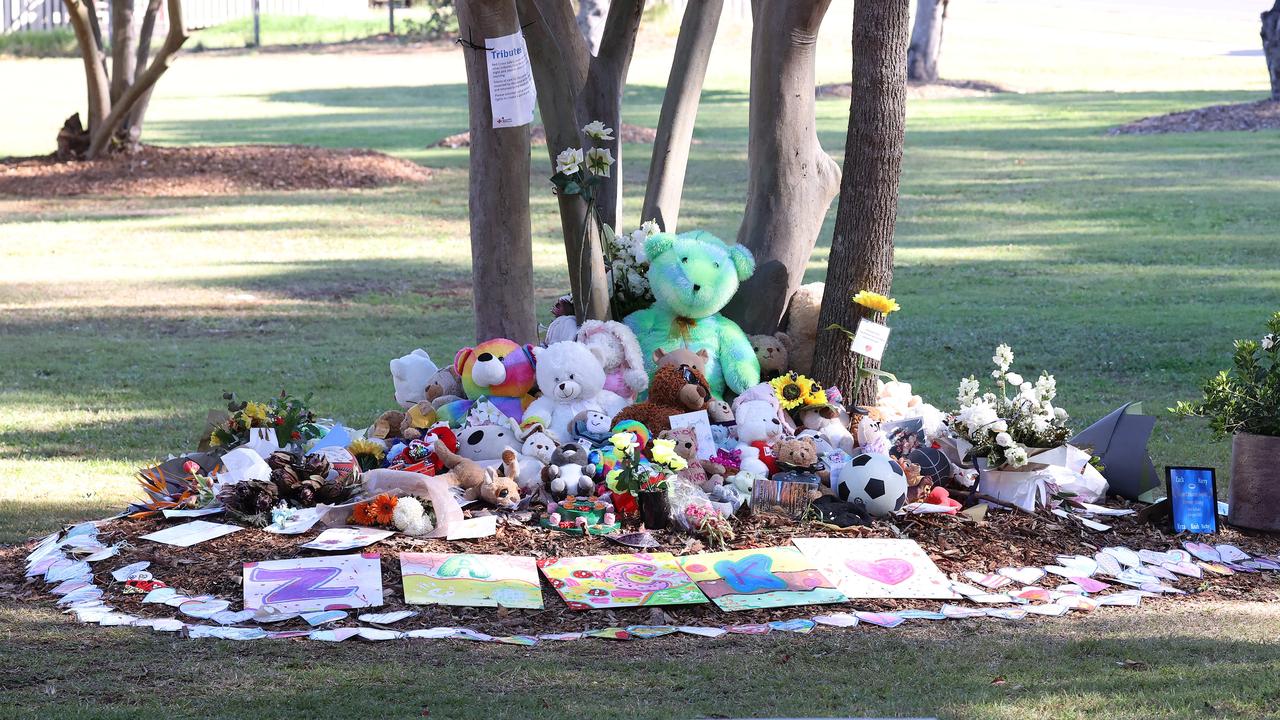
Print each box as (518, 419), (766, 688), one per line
(523, 341), (628, 443)
(390, 348), (438, 409)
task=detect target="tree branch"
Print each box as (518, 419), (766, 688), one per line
(63, 0), (110, 135)
(87, 0), (187, 158)
(109, 0), (137, 105)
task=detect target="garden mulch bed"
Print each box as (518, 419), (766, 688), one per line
(0, 145), (432, 198)
(433, 123), (661, 149)
(817, 79), (1011, 100)
(1110, 99), (1280, 135)
(5, 505), (1279, 638)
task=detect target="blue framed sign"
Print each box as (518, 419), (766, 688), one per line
(1165, 466), (1218, 534)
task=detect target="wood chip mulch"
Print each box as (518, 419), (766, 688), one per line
(4, 505), (1279, 638)
(0, 145), (433, 198)
(1110, 99), (1280, 135)
(432, 123), (660, 149)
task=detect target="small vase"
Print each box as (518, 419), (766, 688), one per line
(638, 489), (670, 530)
(1228, 432), (1280, 532)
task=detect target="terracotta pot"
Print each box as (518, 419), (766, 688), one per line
(638, 490), (670, 530)
(1228, 432), (1280, 532)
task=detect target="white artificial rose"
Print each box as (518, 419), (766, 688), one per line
(581, 120), (615, 141)
(990, 419), (1008, 433)
(995, 432), (1014, 448)
(555, 147), (584, 175)
(1006, 372), (1024, 386)
(586, 147), (615, 177)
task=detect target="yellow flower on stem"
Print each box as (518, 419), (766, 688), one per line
(609, 432), (638, 453)
(851, 290), (900, 316)
(770, 372), (825, 411)
(650, 438), (679, 465)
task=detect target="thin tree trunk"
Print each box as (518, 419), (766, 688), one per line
(123, 0), (164, 145)
(812, 0), (910, 407)
(64, 0), (110, 135)
(641, 0), (723, 233)
(576, 0), (609, 55)
(1265, 0), (1280, 101)
(906, 0), (945, 83)
(456, 0), (538, 344)
(725, 0), (841, 336)
(87, 0), (187, 158)
(580, 0), (644, 235)
(109, 0), (137, 105)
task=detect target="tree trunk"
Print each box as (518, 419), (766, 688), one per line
(576, 0), (610, 56)
(64, 0), (110, 135)
(1265, 0), (1280, 101)
(641, 0), (723, 233)
(123, 0), (165, 146)
(725, 0), (841, 336)
(812, 0), (910, 407)
(110, 0), (137, 104)
(906, 0), (945, 83)
(580, 0), (644, 235)
(456, 0), (538, 343)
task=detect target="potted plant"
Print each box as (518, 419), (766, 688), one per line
(604, 431), (647, 520)
(1173, 312), (1280, 531)
(637, 437), (688, 531)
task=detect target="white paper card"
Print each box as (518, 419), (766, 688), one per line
(242, 553), (383, 614)
(139, 520), (243, 548)
(162, 506), (224, 519)
(485, 32), (536, 128)
(243, 428), (280, 459)
(300, 527), (395, 552)
(851, 319), (891, 362)
(668, 410), (716, 460)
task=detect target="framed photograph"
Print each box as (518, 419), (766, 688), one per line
(1165, 466), (1218, 534)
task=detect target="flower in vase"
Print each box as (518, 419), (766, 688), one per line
(609, 432), (638, 453)
(1005, 446), (1029, 468)
(555, 147), (584, 175)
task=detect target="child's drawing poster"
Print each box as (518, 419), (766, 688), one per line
(678, 547), (846, 612)
(400, 552), (543, 609)
(537, 552), (707, 611)
(791, 537), (957, 599)
(243, 552), (383, 614)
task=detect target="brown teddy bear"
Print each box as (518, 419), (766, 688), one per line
(658, 426), (726, 491)
(613, 362), (711, 433)
(653, 346), (710, 377)
(749, 332), (792, 380)
(782, 282), (822, 375)
(433, 442), (520, 509)
(772, 436), (830, 484)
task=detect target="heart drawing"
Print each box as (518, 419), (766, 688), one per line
(845, 558), (914, 586)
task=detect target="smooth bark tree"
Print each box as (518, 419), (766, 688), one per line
(457, 0), (539, 344)
(517, 0), (644, 322)
(1264, 0), (1280, 100)
(907, 0), (947, 83)
(61, 0), (188, 159)
(576, 0), (610, 55)
(640, 0), (724, 234)
(812, 0), (911, 406)
(724, 0), (841, 336)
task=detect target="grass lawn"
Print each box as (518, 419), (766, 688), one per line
(1, 1), (1279, 717)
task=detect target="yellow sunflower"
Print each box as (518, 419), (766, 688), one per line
(770, 372), (825, 411)
(347, 438), (386, 462)
(851, 290), (900, 316)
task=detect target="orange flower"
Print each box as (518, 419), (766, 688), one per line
(351, 501), (376, 526)
(372, 493), (399, 526)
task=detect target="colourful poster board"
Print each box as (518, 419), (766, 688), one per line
(242, 552), (383, 613)
(538, 552), (707, 611)
(400, 552), (543, 609)
(678, 547), (846, 612)
(791, 537), (957, 600)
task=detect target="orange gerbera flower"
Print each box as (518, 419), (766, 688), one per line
(351, 501), (376, 526)
(371, 493), (399, 526)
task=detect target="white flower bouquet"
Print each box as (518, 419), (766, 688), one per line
(603, 219), (658, 317)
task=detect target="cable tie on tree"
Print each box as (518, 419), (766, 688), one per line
(455, 27), (491, 52)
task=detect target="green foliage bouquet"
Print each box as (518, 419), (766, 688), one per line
(1172, 312), (1280, 439)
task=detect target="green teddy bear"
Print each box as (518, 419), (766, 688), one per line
(624, 230), (762, 398)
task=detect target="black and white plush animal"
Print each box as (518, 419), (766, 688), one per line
(540, 442), (597, 500)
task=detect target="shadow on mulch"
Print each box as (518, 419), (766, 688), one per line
(0, 144), (433, 198)
(1110, 99), (1280, 135)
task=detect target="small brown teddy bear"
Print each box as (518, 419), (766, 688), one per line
(653, 347), (710, 377)
(658, 426), (726, 491)
(434, 442), (520, 509)
(772, 436), (830, 484)
(749, 332), (792, 380)
(613, 362), (711, 433)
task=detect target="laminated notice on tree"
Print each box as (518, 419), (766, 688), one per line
(486, 32), (536, 128)
(851, 319), (891, 361)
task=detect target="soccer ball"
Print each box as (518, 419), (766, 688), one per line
(833, 452), (908, 517)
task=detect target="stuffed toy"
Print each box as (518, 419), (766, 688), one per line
(453, 338), (538, 423)
(749, 332), (792, 380)
(797, 403), (856, 455)
(738, 445), (771, 477)
(577, 320), (649, 402)
(390, 349), (439, 408)
(570, 409), (613, 447)
(856, 410), (889, 455)
(433, 442), (520, 509)
(456, 423), (542, 492)
(425, 366), (464, 404)
(734, 399), (785, 446)
(520, 427), (558, 465)
(369, 410), (406, 441)
(653, 346), (710, 377)
(624, 231), (761, 398)
(780, 282), (822, 375)
(734, 381), (796, 434)
(772, 436), (830, 485)
(522, 341), (627, 443)
(613, 362), (711, 434)
(658, 427), (725, 492)
(541, 442), (597, 500)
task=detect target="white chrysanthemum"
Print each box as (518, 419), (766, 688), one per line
(555, 147), (584, 175)
(581, 120), (615, 141)
(995, 432), (1014, 448)
(392, 496), (434, 535)
(1005, 446), (1029, 468)
(640, 219), (660, 236)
